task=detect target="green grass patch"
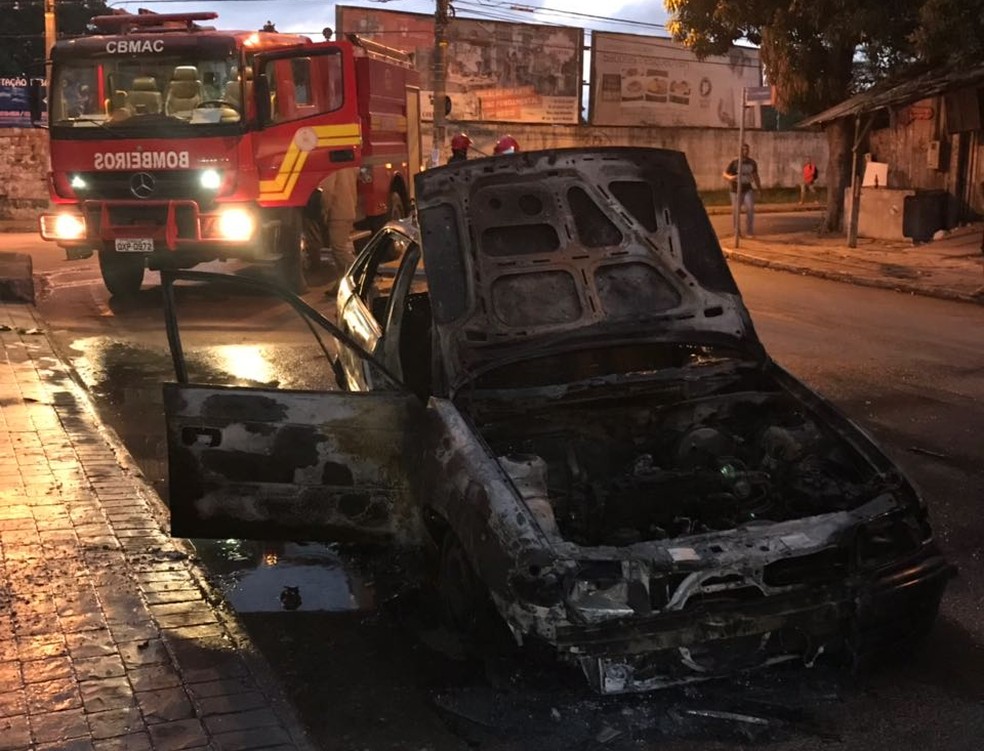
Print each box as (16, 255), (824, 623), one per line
(700, 187), (828, 206)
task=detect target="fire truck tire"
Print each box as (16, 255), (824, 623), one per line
(275, 213), (309, 295)
(301, 213), (324, 271)
(98, 250), (145, 297)
(368, 190), (407, 233)
(386, 190), (407, 221)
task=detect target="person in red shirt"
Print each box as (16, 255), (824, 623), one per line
(800, 157), (819, 204)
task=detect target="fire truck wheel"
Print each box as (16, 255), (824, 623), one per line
(368, 190), (407, 233)
(275, 214), (309, 295)
(301, 214), (324, 271)
(386, 190), (407, 221)
(98, 250), (145, 297)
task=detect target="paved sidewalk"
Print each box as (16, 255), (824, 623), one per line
(0, 302), (313, 750)
(718, 220), (984, 305)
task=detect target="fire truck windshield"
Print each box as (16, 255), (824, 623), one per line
(51, 53), (244, 132)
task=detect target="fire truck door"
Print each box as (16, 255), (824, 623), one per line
(253, 44), (361, 205)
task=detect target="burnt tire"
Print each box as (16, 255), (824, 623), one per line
(98, 249), (145, 298)
(275, 212), (308, 295)
(438, 533), (503, 646)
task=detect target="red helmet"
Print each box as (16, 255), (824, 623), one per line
(493, 135), (520, 155)
(450, 132), (471, 151)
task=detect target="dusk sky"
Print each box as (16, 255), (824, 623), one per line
(105, 0), (670, 39)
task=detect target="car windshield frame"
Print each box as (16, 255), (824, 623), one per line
(50, 45), (245, 137)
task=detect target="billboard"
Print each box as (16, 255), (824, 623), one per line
(0, 76), (40, 128)
(336, 6), (582, 124)
(589, 33), (762, 128)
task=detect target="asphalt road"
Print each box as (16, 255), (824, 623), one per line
(5, 231), (984, 750)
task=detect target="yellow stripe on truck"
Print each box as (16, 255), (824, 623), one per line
(259, 123), (362, 201)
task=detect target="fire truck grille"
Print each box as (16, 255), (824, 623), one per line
(75, 171), (209, 201)
(84, 205), (199, 240)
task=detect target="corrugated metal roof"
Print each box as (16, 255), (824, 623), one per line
(797, 62), (984, 127)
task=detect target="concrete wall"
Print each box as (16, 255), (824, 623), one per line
(428, 123), (829, 190)
(844, 187), (915, 241)
(0, 124), (829, 219)
(0, 129), (49, 220)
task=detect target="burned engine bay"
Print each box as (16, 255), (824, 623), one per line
(479, 386), (882, 548)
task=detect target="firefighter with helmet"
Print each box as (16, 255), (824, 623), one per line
(493, 135), (520, 155)
(449, 132), (471, 163)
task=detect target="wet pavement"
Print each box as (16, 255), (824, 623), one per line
(3, 233), (984, 749)
(0, 300), (313, 750)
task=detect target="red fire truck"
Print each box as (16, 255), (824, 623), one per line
(36, 11), (422, 296)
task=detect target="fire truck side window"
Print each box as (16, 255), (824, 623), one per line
(291, 59), (312, 106)
(261, 50), (344, 126)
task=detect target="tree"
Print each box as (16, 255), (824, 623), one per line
(664, 0), (921, 232)
(912, 0), (984, 66)
(0, 1), (111, 77)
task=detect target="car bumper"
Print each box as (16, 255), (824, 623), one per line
(40, 201), (268, 258)
(550, 547), (953, 694)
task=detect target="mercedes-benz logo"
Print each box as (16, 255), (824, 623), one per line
(129, 172), (156, 199)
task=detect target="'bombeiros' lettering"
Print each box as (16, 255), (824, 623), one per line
(105, 39), (165, 54)
(93, 151), (190, 170)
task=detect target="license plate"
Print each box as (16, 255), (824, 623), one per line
(115, 238), (154, 253)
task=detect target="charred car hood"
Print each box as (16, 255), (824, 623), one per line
(414, 148), (759, 392)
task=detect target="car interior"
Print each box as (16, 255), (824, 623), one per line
(165, 65), (204, 117)
(353, 230), (433, 400)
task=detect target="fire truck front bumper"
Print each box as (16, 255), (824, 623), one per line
(40, 201), (274, 262)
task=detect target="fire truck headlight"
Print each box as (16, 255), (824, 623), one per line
(41, 213), (87, 241)
(217, 208), (255, 242)
(199, 169), (222, 191)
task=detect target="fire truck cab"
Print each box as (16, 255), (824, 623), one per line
(38, 11), (422, 296)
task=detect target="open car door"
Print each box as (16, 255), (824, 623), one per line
(160, 270), (423, 543)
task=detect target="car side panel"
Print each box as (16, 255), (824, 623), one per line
(165, 383), (423, 543)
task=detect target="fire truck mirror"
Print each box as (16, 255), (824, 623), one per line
(255, 74), (272, 125)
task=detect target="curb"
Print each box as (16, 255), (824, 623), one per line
(0, 251), (34, 303)
(723, 248), (984, 306)
(30, 305), (319, 751)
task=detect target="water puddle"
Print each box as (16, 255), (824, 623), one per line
(193, 539), (375, 613)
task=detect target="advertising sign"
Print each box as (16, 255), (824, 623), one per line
(337, 6), (582, 124)
(0, 76), (41, 128)
(590, 33), (762, 128)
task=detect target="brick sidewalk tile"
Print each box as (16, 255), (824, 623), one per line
(0, 301), (313, 750)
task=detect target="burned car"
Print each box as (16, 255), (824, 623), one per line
(162, 148), (951, 694)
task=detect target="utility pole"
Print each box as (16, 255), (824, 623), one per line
(431, 0), (451, 167)
(733, 88), (746, 249)
(44, 0), (57, 85)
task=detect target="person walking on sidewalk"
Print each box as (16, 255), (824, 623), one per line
(724, 143), (761, 237)
(800, 157), (819, 204)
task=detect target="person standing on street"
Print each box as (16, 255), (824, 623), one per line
(449, 132), (471, 163)
(800, 157), (819, 204)
(723, 143), (761, 237)
(318, 166), (359, 292)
